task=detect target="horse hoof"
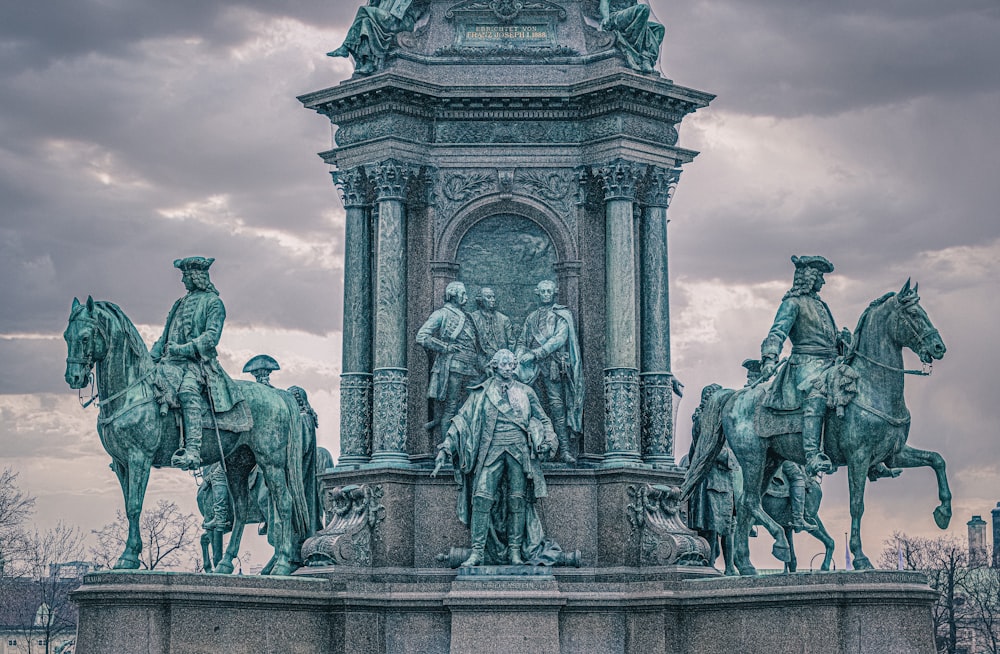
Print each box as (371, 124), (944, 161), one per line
(852, 556), (873, 570)
(934, 506), (952, 529)
(214, 562), (234, 575)
(269, 563), (294, 576)
(114, 556), (140, 570)
(771, 543), (791, 563)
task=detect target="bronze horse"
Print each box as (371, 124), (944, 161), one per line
(690, 281), (949, 574)
(64, 297), (314, 575)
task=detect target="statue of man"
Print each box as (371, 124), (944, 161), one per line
(598, 0), (665, 73)
(517, 280), (583, 465)
(199, 463), (232, 532)
(760, 255), (851, 476)
(327, 0), (426, 75)
(151, 257), (238, 470)
(469, 287), (514, 369)
(686, 384), (737, 575)
(432, 349), (557, 567)
(416, 281), (481, 445)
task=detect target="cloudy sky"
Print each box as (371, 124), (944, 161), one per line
(1, 0), (997, 571)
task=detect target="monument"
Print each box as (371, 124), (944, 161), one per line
(69, 1), (943, 652)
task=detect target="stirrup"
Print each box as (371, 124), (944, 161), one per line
(806, 453), (833, 476)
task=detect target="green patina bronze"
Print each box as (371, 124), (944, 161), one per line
(328, 0), (428, 75)
(684, 260), (951, 575)
(599, 0), (665, 73)
(432, 349), (563, 567)
(63, 262), (317, 576)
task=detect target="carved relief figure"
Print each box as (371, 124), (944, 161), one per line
(469, 286), (514, 370)
(760, 255), (851, 476)
(150, 257), (242, 470)
(327, 0), (427, 75)
(432, 349), (559, 566)
(598, 0), (665, 73)
(517, 280), (583, 464)
(417, 281), (481, 445)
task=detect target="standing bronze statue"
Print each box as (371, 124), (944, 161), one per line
(433, 349), (558, 567)
(150, 257), (241, 470)
(417, 281), (481, 446)
(469, 286), (514, 371)
(760, 255), (851, 476)
(517, 280), (583, 465)
(685, 384), (737, 576)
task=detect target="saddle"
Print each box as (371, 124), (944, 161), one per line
(152, 364), (253, 433)
(754, 363), (859, 440)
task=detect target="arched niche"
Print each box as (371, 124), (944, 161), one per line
(433, 196), (580, 325)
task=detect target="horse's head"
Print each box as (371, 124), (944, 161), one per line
(64, 296), (107, 389)
(890, 279), (946, 364)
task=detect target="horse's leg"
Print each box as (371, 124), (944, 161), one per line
(259, 462), (294, 575)
(784, 526), (797, 573)
(846, 459), (873, 570)
(200, 532), (212, 573)
(211, 530), (224, 568)
(892, 445), (952, 530)
(721, 534), (737, 576)
(810, 515), (835, 571)
(117, 450), (153, 569)
(753, 456), (790, 565)
(215, 462), (248, 575)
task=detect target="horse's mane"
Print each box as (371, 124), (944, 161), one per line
(845, 292), (896, 362)
(94, 301), (153, 373)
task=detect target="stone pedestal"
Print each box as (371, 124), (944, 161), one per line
(72, 571), (938, 654)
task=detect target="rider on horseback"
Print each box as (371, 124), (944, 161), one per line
(760, 255), (851, 478)
(151, 257), (239, 470)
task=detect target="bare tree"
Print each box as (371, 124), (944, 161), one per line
(90, 500), (201, 571)
(7, 522), (86, 654)
(0, 467), (36, 576)
(961, 566), (1000, 654)
(881, 532), (971, 654)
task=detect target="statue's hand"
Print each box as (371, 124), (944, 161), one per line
(446, 344), (462, 354)
(167, 343), (196, 359)
(519, 351), (535, 364)
(760, 358), (777, 380)
(431, 450), (448, 478)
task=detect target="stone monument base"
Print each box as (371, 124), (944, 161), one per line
(72, 570), (936, 654)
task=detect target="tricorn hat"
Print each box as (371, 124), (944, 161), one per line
(791, 255), (833, 273)
(173, 256), (215, 272)
(243, 354), (280, 374)
(742, 358), (762, 373)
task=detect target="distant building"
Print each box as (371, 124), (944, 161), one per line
(0, 563), (88, 654)
(992, 502), (1000, 568)
(968, 515), (988, 566)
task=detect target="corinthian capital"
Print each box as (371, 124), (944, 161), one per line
(366, 160), (418, 202)
(333, 167), (369, 208)
(592, 160), (646, 202)
(643, 167), (681, 208)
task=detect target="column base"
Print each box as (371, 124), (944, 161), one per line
(371, 367), (410, 468)
(604, 368), (640, 468)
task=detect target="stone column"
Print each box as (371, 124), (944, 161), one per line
(593, 160), (645, 467)
(367, 160), (417, 467)
(335, 168), (374, 466)
(640, 167), (681, 466)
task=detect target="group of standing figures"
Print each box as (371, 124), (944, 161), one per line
(418, 279), (583, 465)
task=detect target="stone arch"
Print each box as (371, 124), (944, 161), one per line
(432, 195), (581, 326)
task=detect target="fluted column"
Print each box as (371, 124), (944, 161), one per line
(640, 167), (681, 466)
(367, 160), (417, 467)
(335, 168), (374, 466)
(593, 160), (645, 467)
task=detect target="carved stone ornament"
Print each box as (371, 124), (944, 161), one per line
(627, 484), (710, 567)
(367, 160), (418, 202)
(593, 159), (645, 202)
(373, 368), (408, 454)
(301, 484), (386, 567)
(640, 373), (673, 460)
(339, 373), (373, 459)
(642, 167), (681, 208)
(604, 368), (639, 454)
(333, 168), (369, 208)
(445, 0), (567, 22)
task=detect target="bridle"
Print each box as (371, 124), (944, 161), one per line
(66, 308), (108, 407)
(850, 293), (937, 377)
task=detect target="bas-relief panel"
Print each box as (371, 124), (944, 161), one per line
(456, 213), (557, 327)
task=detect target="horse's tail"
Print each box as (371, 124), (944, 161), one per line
(282, 393), (311, 538)
(680, 386), (736, 502)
